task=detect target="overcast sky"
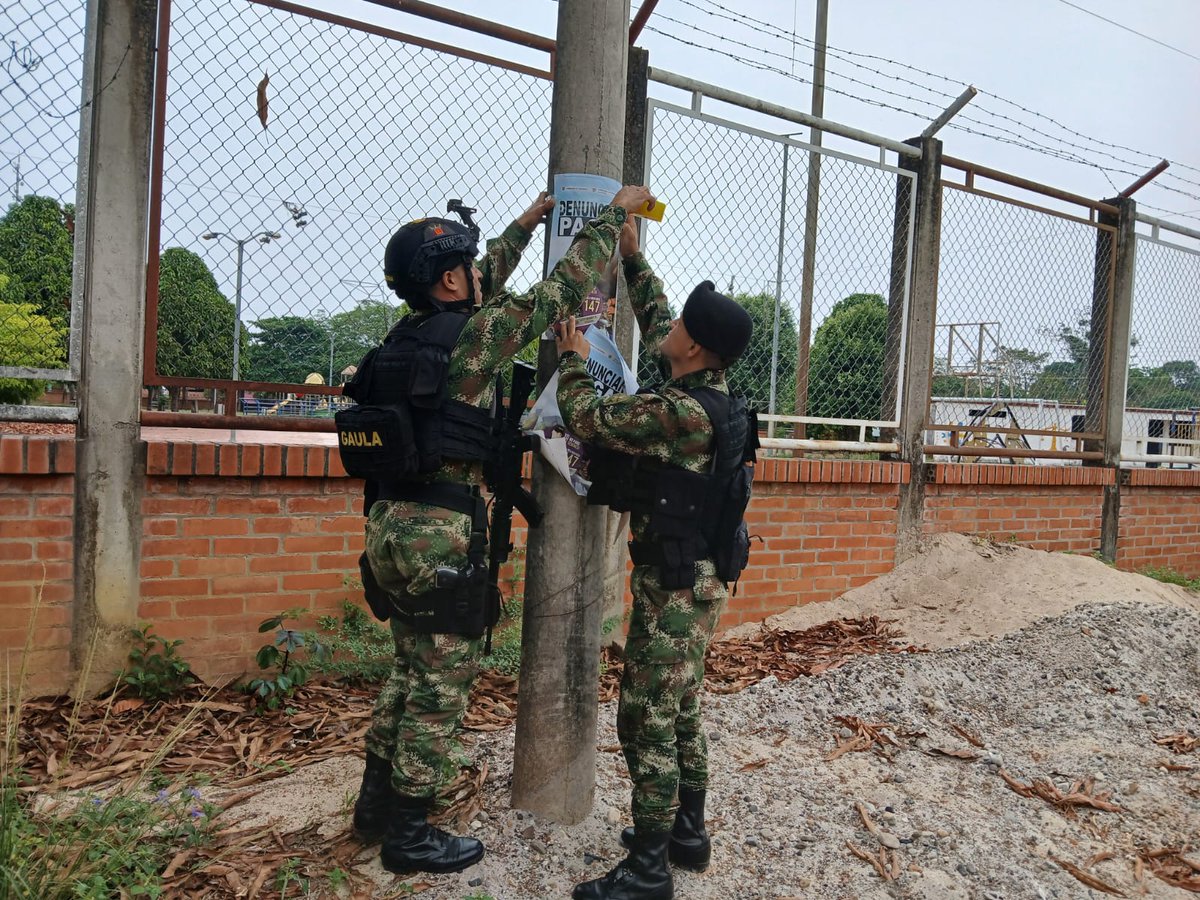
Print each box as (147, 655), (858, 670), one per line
(2, 0), (1196, 396)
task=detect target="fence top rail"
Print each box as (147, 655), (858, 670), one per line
(361, 0), (556, 54)
(247, 0), (553, 78)
(648, 66), (922, 160)
(1135, 212), (1200, 243)
(941, 154), (1119, 218)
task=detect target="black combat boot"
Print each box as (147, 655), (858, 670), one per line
(352, 752), (397, 843)
(379, 795), (485, 875)
(620, 787), (711, 872)
(573, 829), (673, 900)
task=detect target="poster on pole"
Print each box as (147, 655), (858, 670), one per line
(523, 325), (638, 496)
(545, 172), (622, 276)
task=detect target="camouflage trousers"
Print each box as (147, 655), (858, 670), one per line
(617, 561), (726, 833)
(363, 499), (482, 801)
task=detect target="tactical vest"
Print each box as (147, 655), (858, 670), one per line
(335, 310), (495, 484)
(586, 385), (759, 591)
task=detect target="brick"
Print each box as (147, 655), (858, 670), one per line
(141, 537), (210, 558)
(0, 437), (23, 473)
(262, 445), (283, 476)
(282, 572), (345, 590)
(178, 557), (246, 577)
(0, 541), (33, 561)
(218, 444), (239, 475)
(141, 578), (210, 598)
(176, 596), (246, 618)
(181, 517), (249, 537)
(170, 444), (194, 476)
(253, 516), (318, 535)
(51, 440), (74, 473)
(0, 519), (71, 539)
(25, 439), (50, 474)
(286, 446), (305, 476)
(214, 497), (282, 515)
(283, 535), (347, 553)
(194, 444), (217, 476)
(146, 442), (170, 474)
(0, 497), (32, 517)
(213, 536), (280, 555)
(249, 555), (313, 573)
(286, 495), (350, 515)
(137, 598), (174, 619)
(305, 447), (327, 477)
(212, 574), (279, 594)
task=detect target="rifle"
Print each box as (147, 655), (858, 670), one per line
(482, 360), (543, 652)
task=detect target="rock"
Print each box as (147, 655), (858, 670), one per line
(879, 832), (901, 850)
(604, 807), (622, 827)
(468, 877), (483, 887)
(745, 837), (759, 847)
(520, 824), (536, 839)
(530, 839), (547, 855)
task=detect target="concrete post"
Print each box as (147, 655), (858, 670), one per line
(71, 0), (157, 693)
(1085, 197), (1137, 561)
(892, 136), (943, 562)
(513, 0), (630, 824)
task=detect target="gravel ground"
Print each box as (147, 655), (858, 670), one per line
(226, 537), (1200, 899)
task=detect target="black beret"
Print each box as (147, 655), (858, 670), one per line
(681, 281), (753, 361)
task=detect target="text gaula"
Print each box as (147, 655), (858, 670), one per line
(340, 430), (384, 448)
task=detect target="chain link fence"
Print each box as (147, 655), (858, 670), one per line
(0, 0), (85, 401)
(930, 181), (1113, 460)
(1125, 222), (1200, 465)
(644, 101), (913, 443)
(149, 0), (552, 412)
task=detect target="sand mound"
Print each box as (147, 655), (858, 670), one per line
(731, 532), (1200, 648)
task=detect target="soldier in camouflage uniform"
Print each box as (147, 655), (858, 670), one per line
(556, 220), (753, 900)
(353, 186), (655, 877)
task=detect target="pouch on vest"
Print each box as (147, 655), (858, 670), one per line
(335, 403), (419, 480)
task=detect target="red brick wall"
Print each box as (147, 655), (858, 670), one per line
(0, 435), (76, 696)
(728, 459), (906, 628)
(4, 434), (1200, 695)
(924, 465), (1113, 553)
(1116, 470), (1200, 578)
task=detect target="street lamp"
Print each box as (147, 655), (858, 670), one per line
(201, 201), (309, 383)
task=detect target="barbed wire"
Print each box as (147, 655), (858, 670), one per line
(677, 0), (1200, 183)
(646, 19), (1200, 208)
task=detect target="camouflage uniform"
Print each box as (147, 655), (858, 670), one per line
(556, 251), (727, 833)
(365, 207), (627, 801)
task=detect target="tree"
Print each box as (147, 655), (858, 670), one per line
(1126, 360), (1200, 410)
(247, 316), (330, 385)
(807, 293), (888, 427)
(0, 276), (67, 403)
(0, 195), (74, 330)
(156, 248), (245, 390)
(328, 297), (400, 379)
(725, 292), (797, 414)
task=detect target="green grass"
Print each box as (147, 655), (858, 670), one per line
(1139, 566), (1200, 591)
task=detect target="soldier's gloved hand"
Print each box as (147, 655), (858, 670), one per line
(610, 185), (655, 214)
(554, 316), (590, 361)
(517, 191), (555, 231)
(618, 218), (640, 259)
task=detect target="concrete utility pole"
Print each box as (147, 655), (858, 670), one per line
(72, 0), (157, 692)
(513, 0), (630, 824)
(793, 0), (828, 433)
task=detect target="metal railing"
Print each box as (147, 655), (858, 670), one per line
(643, 70), (917, 454)
(1124, 214), (1200, 467)
(927, 159), (1118, 463)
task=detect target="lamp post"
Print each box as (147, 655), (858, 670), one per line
(201, 201), (309, 383)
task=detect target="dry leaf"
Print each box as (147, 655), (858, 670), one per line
(928, 746), (981, 761)
(256, 72), (269, 128)
(111, 697), (144, 714)
(1051, 856), (1126, 895)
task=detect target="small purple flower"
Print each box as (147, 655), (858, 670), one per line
(155, 790), (169, 804)
(90, 796), (104, 808)
(184, 787), (202, 801)
(189, 808), (203, 819)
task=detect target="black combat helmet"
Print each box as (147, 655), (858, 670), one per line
(383, 218), (478, 308)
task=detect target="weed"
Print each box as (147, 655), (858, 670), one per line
(326, 866), (349, 890)
(274, 857), (310, 896)
(1140, 566), (1200, 591)
(308, 599), (393, 684)
(244, 610), (329, 712)
(119, 624), (196, 702)
(479, 598), (524, 676)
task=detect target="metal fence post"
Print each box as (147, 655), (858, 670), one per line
(769, 144), (788, 434)
(514, 0), (630, 825)
(72, 0), (158, 692)
(1085, 196), (1137, 561)
(893, 136), (942, 562)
